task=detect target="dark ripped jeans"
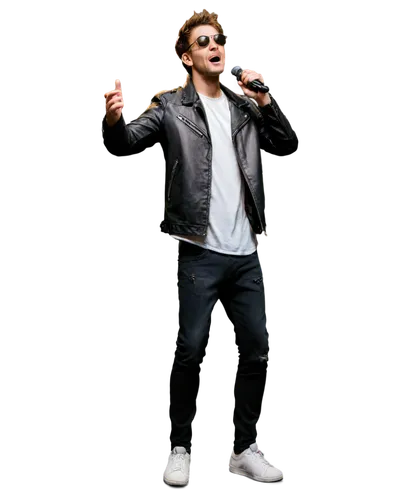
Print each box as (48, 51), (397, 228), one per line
(169, 240), (269, 456)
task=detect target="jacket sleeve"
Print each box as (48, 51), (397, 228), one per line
(102, 95), (164, 156)
(247, 94), (298, 156)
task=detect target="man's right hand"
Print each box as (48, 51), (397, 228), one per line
(104, 79), (124, 127)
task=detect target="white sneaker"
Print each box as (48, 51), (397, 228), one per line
(163, 446), (191, 486)
(229, 442), (283, 482)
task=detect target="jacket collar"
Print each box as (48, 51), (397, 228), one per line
(181, 77), (250, 110)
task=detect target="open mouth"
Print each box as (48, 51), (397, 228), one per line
(209, 56), (221, 64)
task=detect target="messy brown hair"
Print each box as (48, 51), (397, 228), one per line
(175, 9), (224, 77)
(136, 7), (226, 119)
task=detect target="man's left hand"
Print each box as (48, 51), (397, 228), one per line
(237, 69), (271, 107)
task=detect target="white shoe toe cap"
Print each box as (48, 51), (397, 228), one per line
(265, 466), (283, 480)
(164, 470), (188, 484)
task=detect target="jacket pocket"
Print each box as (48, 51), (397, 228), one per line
(167, 159), (179, 202)
(176, 114), (204, 138)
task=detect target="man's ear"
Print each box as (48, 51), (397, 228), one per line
(182, 53), (193, 67)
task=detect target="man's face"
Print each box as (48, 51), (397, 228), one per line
(183, 25), (225, 77)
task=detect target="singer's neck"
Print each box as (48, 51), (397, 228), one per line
(191, 73), (222, 98)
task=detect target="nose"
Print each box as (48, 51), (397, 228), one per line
(209, 36), (218, 49)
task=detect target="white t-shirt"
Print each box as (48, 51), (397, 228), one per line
(171, 89), (257, 256)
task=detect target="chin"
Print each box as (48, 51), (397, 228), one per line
(210, 66), (225, 75)
(209, 71), (223, 77)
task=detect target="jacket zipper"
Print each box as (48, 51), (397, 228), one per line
(177, 107), (212, 236)
(232, 112), (250, 140)
(177, 114), (208, 141)
(167, 159), (179, 202)
(237, 154), (267, 236)
(193, 104), (213, 236)
(233, 114), (267, 236)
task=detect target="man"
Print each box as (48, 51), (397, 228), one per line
(102, 9), (298, 487)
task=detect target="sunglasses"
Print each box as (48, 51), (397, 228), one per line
(186, 34), (227, 52)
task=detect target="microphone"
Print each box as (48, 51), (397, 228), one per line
(231, 66), (269, 94)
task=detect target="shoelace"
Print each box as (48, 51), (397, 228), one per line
(170, 453), (186, 472)
(252, 449), (272, 471)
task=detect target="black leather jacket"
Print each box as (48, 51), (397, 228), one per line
(102, 78), (298, 236)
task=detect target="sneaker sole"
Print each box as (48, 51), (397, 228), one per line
(229, 464), (283, 482)
(163, 475), (189, 487)
(162, 479), (190, 488)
